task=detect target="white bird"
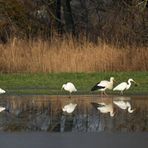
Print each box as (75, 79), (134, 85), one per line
(62, 82), (77, 97)
(91, 77), (115, 95)
(0, 107), (6, 112)
(113, 78), (137, 95)
(0, 88), (6, 94)
(91, 102), (115, 117)
(62, 103), (77, 114)
(113, 100), (135, 113)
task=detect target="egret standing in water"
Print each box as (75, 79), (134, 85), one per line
(0, 88), (6, 94)
(61, 82), (77, 98)
(113, 78), (137, 95)
(91, 77), (115, 96)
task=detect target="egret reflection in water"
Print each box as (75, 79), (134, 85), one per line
(0, 95), (147, 132)
(62, 103), (77, 114)
(0, 106), (6, 112)
(113, 96), (135, 113)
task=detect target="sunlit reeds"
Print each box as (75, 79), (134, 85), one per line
(0, 37), (147, 73)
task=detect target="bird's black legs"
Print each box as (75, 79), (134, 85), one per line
(100, 91), (108, 97)
(120, 91), (124, 95)
(103, 91), (108, 96)
(69, 93), (72, 99)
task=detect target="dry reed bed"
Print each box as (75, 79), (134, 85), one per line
(0, 38), (147, 73)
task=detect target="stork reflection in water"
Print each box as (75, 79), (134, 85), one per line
(91, 102), (115, 117)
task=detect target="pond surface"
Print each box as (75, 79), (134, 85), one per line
(0, 95), (147, 132)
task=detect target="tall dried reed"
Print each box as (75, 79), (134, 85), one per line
(0, 37), (147, 73)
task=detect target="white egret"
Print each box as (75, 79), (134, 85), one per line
(0, 88), (6, 94)
(62, 103), (77, 114)
(113, 100), (135, 113)
(91, 102), (115, 117)
(91, 77), (115, 95)
(113, 78), (137, 95)
(62, 82), (77, 97)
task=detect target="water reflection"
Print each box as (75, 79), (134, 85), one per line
(62, 103), (77, 114)
(0, 106), (6, 112)
(91, 102), (115, 117)
(0, 95), (147, 132)
(113, 97), (135, 113)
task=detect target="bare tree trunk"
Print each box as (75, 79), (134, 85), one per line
(80, 0), (89, 40)
(62, 0), (75, 35)
(56, 0), (63, 34)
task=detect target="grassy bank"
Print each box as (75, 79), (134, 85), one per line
(0, 72), (147, 95)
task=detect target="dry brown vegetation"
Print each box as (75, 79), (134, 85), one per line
(0, 37), (147, 73)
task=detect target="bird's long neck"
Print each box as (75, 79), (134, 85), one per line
(110, 78), (113, 83)
(128, 106), (134, 113)
(109, 78), (114, 88)
(126, 102), (134, 113)
(62, 84), (66, 89)
(128, 80), (131, 85)
(126, 80), (132, 89)
(110, 111), (115, 117)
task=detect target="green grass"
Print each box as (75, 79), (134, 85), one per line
(0, 72), (147, 95)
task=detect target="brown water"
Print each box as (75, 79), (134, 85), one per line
(0, 95), (147, 132)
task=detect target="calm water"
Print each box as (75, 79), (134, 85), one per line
(0, 95), (147, 132)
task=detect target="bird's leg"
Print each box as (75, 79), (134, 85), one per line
(120, 91), (123, 95)
(104, 91), (108, 96)
(69, 92), (72, 99)
(100, 91), (103, 97)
